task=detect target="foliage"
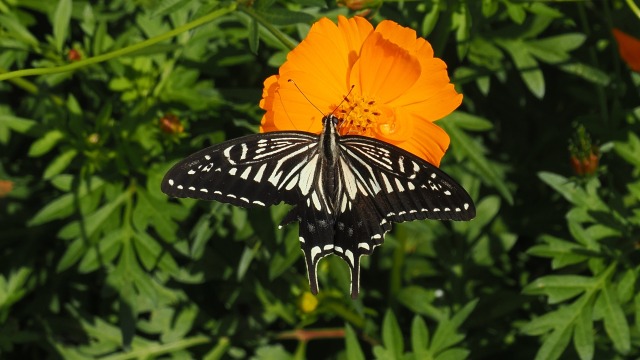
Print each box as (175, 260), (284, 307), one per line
(1, 0), (640, 359)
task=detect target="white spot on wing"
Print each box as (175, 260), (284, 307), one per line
(311, 246), (321, 261)
(311, 191), (322, 211)
(358, 242), (370, 250)
(188, 170), (196, 175)
(395, 178), (405, 192)
(254, 163), (267, 183)
(299, 237), (305, 243)
(168, 179), (174, 186)
(324, 244), (334, 251)
(345, 250), (355, 267)
(240, 167), (252, 180)
(381, 173), (393, 193)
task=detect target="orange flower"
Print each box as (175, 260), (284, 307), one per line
(0, 180), (13, 198)
(612, 28), (640, 72)
(259, 16), (462, 166)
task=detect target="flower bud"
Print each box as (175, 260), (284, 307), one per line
(159, 114), (184, 135)
(569, 125), (599, 176)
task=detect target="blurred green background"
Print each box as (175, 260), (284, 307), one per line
(1, 0), (640, 359)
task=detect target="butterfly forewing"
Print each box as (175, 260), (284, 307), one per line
(162, 132), (319, 207)
(338, 136), (475, 222)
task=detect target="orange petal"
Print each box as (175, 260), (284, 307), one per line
(401, 118), (450, 166)
(612, 28), (640, 72)
(351, 32), (421, 104)
(402, 84), (462, 123)
(390, 58), (453, 109)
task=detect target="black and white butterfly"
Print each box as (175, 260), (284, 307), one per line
(161, 114), (475, 298)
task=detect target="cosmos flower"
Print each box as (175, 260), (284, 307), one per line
(612, 28), (640, 73)
(259, 16), (462, 167)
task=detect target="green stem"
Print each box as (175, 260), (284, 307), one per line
(577, 3), (609, 126)
(100, 335), (212, 360)
(323, 302), (366, 329)
(626, 0), (640, 19)
(0, 3), (237, 82)
(389, 227), (406, 304)
(238, 5), (297, 51)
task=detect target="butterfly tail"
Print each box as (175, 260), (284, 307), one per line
(281, 205), (335, 295)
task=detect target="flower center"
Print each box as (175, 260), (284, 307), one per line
(334, 95), (394, 136)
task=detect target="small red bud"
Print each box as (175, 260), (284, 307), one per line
(68, 49), (81, 61)
(159, 114), (184, 135)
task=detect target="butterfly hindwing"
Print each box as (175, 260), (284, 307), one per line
(330, 135), (476, 297)
(162, 132), (319, 207)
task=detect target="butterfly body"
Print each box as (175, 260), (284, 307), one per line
(162, 115), (475, 298)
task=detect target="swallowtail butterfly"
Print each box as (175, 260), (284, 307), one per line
(161, 115), (475, 298)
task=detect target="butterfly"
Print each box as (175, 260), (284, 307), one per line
(161, 114), (475, 298)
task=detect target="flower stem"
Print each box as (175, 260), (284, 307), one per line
(238, 5), (297, 51)
(0, 3), (237, 82)
(626, 0), (640, 19)
(389, 227), (406, 304)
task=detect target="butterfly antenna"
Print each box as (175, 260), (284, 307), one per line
(332, 85), (355, 117)
(288, 79), (324, 117)
(334, 85), (355, 132)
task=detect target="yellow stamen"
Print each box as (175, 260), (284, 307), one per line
(335, 95), (394, 136)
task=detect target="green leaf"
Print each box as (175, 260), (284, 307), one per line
(0, 115), (38, 134)
(411, 316), (431, 360)
(0, 14), (39, 46)
(28, 130), (65, 157)
(397, 286), (441, 320)
(617, 269), (636, 303)
(558, 62), (610, 86)
(43, 149), (78, 179)
(249, 18), (259, 54)
(78, 230), (123, 273)
(527, 235), (588, 269)
(382, 310), (404, 359)
(53, 0), (72, 52)
(442, 121), (513, 204)
(430, 299), (478, 355)
(501, 40), (545, 98)
(57, 191), (127, 240)
(573, 302), (594, 360)
(345, 324), (365, 360)
(435, 348), (470, 360)
(523, 275), (595, 304)
(133, 231), (179, 274)
(133, 189), (181, 241)
(599, 284), (631, 353)
(57, 237), (87, 272)
(150, 0), (192, 17)
(29, 177), (105, 226)
(615, 133), (640, 168)
(444, 111), (493, 132)
(505, 1), (526, 24)
(422, 2), (440, 36)
(534, 323), (573, 360)
(527, 34), (586, 64)
(258, 8), (314, 26)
